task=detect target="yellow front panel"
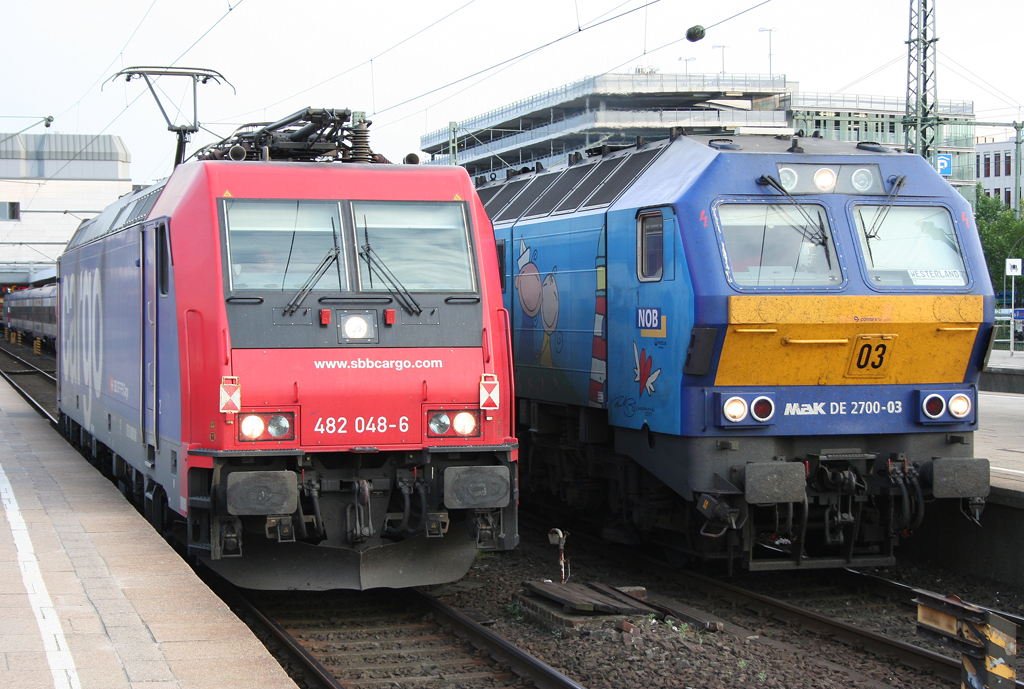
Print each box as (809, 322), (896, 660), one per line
(715, 295), (983, 386)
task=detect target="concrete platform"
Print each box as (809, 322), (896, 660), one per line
(978, 391), (1024, 498)
(982, 348), (1024, 394)
(0, 384), (298, 689)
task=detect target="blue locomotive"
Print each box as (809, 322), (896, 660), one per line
(481, 132), (992, 571)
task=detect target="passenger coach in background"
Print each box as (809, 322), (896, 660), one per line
(3, 283), (58, 349)
(482, 131), (992, 572)
(58, 108), (517, 590)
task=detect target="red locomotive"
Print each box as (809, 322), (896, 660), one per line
(58, 109), (518, 589)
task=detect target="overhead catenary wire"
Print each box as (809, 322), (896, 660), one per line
(371, 0), (663, 118)
(211, 0), (481, 124)
(376, 0), (775, 148)
(53, 0), (160, 122)
(8, 0), (249, 245)
(939, 58), (1022, 114)
(938, 50), (1022, 112)
(831, 53), (904, 95)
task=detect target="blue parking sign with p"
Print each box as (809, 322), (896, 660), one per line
(936, 153), (952, 176)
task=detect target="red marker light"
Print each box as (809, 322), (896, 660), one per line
(319, 309), (331, 325)
(384, 308), (396, 325)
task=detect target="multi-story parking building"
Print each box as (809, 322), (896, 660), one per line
(420, 71), (977, 201)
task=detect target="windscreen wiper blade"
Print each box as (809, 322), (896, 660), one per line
(359, 222), (422, 315)
(758, 175), (832, 269)
(864, 175), (906, 240)
(284, 246), (339, 316)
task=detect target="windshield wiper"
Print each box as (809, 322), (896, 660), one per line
(284, 216), (340, 316)
(284, 245), (339, 316)
(757, 175), (832, 269)
(864, 175), (906, 241)
(860, 175), (906, 267)
(360, 218), (422, 316)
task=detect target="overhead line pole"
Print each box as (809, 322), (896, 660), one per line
(904, 0), (939, 162)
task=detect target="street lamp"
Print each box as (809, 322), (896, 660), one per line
(759, 27), (777, 81)
(712, 44), (728, 75)
(678, 56), (696, 77)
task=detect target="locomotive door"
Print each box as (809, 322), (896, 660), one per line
(141, 219), (162, 450)
(606, 205), (692, 435)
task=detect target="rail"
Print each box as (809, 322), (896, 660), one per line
(415, 588), (587, 689)
(0, 342), (57, 424)
(208, 570), (587, 689)
(520, 509), (1002, 687)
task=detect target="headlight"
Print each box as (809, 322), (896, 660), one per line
(237, 411), (296, 441)
(948, 393), (971, 419)
(267, 414), (291, 438)
(851, 168), (874, 192)
(343, 315), (369, 339)
(427, 409), (481, 437)
(922, 394), (946, 419)
(778, 167), (798, 191)
(453, 411), (477, 436)
(751, 396), (775, 422)
(240, 414), (265, 439)
(429, 412), (451, 435)
(813, 167), (837, 192)
(723, 396), (748, 423)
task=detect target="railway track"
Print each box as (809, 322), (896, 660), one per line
(519, 510), (1022, 688)
(222, 584), (586, 689)
(0, 336), (58, 422)
(0, 346), (584, 689)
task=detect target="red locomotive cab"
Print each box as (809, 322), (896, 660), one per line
(160, 160), (517, 590)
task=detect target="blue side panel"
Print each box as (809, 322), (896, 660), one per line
(605, 206), (694, 434)
(59, 223), (182, 473)
(155, 228), (182, 449)
(509, 211), (606, 406)
(60, 228), (143, 442)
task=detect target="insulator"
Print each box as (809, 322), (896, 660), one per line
(350, 122), (372, 163)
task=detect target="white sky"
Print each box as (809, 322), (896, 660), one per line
(3, 0), (1022, 187)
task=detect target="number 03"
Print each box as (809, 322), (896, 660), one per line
(855, 343), (887, 370)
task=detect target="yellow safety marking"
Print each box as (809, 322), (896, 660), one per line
(986, 625), (1016, 651)
(223, 190), (233, 197)
(715, 295), (984, 386)
(641, 315), (667, 338)
(597, 266), (606, 291)
(918, 605), (958, 634)
(986, 659), (1015, 679)
(453, 193), (462, 201)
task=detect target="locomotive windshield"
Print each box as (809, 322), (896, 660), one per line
(853, 205), (968, 286)
(353, 201), (475, 292)
(718, 203), (842, 287)
(225, 200), (346, 291)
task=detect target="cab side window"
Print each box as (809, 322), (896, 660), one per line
(638, 212), (663, 281)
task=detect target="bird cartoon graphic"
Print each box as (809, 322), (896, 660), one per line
(633, 341), (661, 397)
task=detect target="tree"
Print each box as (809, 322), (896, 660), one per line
(975, 184), (1024, 303)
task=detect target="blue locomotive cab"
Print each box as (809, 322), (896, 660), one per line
(486, 132), (992, 571)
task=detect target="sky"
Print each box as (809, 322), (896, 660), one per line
(3, 0), (1023, 188)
